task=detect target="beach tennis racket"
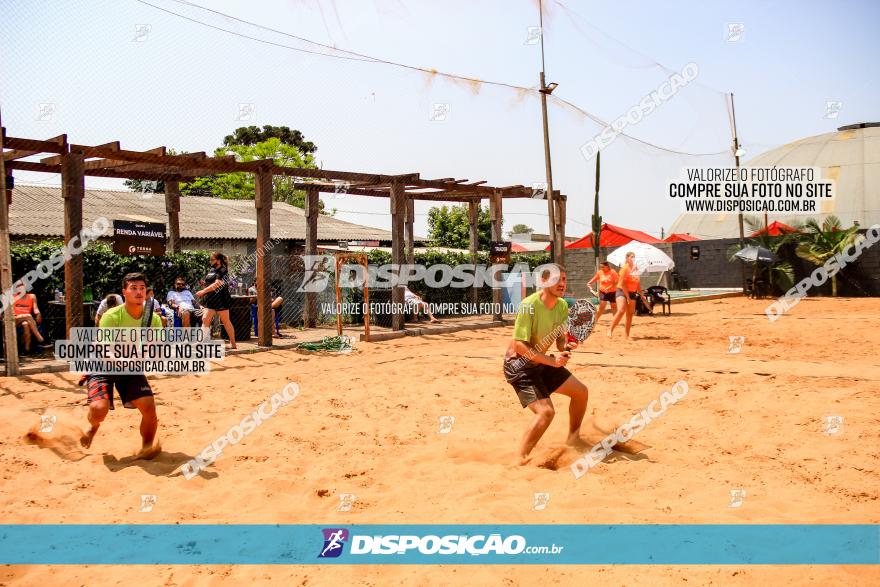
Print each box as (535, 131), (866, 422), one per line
(141, 299), (154, 327)
(564, 298), (597, 352)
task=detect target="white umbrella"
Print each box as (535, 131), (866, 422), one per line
(606, 241), (675, 285)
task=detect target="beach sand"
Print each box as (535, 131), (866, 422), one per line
(1, 296), (878, 585)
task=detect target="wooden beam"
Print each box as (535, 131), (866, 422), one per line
(71, 145), (267, 173)
(81, 146), (166, 170)
(61, 148), (85, 336)
(254, 168), (273, 347)
(287, 183), (483, 202)
(468, 201), (479, 305)
(0, 111), (20, 374)
(390, 178), (406, 331)
(271, 167), (385, 184)
(100, 150), (225, 174)
(489, 190), (503, 321)
(3, 149), (40, 162)
(42, 140), (118, 165)
(164, 180), (181, 254)
(3, 136), (66, 154)
(302, 187), (320, 328)
(5, 160), (186, 182)
(413, 178), (514, 196)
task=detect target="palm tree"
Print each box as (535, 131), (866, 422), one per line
(795, 216), (859, 296)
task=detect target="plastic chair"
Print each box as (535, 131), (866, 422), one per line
(645, 286), (671, 315)
(172, 308), (201, 328)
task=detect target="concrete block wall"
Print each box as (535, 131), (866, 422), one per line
(670, 238), (742, 288)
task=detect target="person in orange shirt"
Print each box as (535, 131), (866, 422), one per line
(608, 252), (640, 339)
(587, 261), (618, 323)
(11, 292), (45, 352)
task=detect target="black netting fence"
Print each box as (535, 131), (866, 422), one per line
(5, 238), (551, 349)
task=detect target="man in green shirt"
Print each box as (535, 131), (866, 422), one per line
(503, 264), (590, 463)
(80, 272), (163, 459)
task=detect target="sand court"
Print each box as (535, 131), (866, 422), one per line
(1, 296), (878, 584)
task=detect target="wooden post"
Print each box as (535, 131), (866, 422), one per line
(0, 119), (20, 374)
(489, 190), (503, 321)
(390, 178), (406, 331)
(361, 256), (370, 342)
(61, 146), (84, 337)
(555, 193), (566, 265)
(254, 168), (273, 347)
(468, 201), (479, 304)
(303, 187), (319, 328)
(335, 255), (343, 336)
(164, 179), (181, 254)
(405, 197), (415, 266)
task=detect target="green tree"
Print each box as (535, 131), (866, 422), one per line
(508, 223), (534, 237)
(427, 204), (491, 249)
(223, 125), (316, 154)
(184, 138), (321, 210)
(123, 126), (319, 209)
(795, 216), (860, 297)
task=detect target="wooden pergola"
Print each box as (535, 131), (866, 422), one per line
(0, 128), (566, 374)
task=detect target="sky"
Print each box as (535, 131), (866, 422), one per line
(2, 0), (877, 240)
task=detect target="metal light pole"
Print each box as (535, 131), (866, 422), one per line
(730, 93), (747, 292)
(538, 0), (561, 262)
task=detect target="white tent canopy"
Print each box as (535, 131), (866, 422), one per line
(668, 123), (880, 239)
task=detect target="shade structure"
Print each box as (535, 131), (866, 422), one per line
(606, 241), (675, 274)
(664, 233), (700, 242)
(734, 246), (777, 264)
(564, 223), (662, 249)
(749, 221), (798, 237)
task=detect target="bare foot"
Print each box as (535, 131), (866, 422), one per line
(606, 330), (613, 338)
(429, 318), (440, 323)
(518, 454), (534, 466)
(537, 446), (568, 470)
(80, 426), (98, 448)
(134, 441), (162, 460)
(566, 435), (591, 451)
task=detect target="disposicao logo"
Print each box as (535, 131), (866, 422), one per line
(319, 528), (349, 558)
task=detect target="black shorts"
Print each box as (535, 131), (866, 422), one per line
(86, 375), (153, 410)
(503, 357), (572, 408)
(615, 288), (631, 300)
(600, 291), (617, 303)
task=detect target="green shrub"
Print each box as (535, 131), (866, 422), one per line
(10, 240), (211, 305)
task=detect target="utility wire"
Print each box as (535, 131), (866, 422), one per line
(134, 0), (732, 157)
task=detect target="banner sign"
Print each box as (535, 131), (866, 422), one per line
(490, 241), (512, 264)
(113, 220), (166, 256)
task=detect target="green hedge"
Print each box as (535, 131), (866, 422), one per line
(10, 240), (211, 305)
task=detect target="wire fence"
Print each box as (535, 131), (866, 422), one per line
(231, 253), (511, 332)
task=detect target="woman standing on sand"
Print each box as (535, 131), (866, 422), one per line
(196, 251), (236, 349)
(608, 251), (640, 339)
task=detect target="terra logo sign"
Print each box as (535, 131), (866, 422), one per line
(318, 528), (349, 558)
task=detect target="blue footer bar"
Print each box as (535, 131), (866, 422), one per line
(0, 525), (877, 564)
